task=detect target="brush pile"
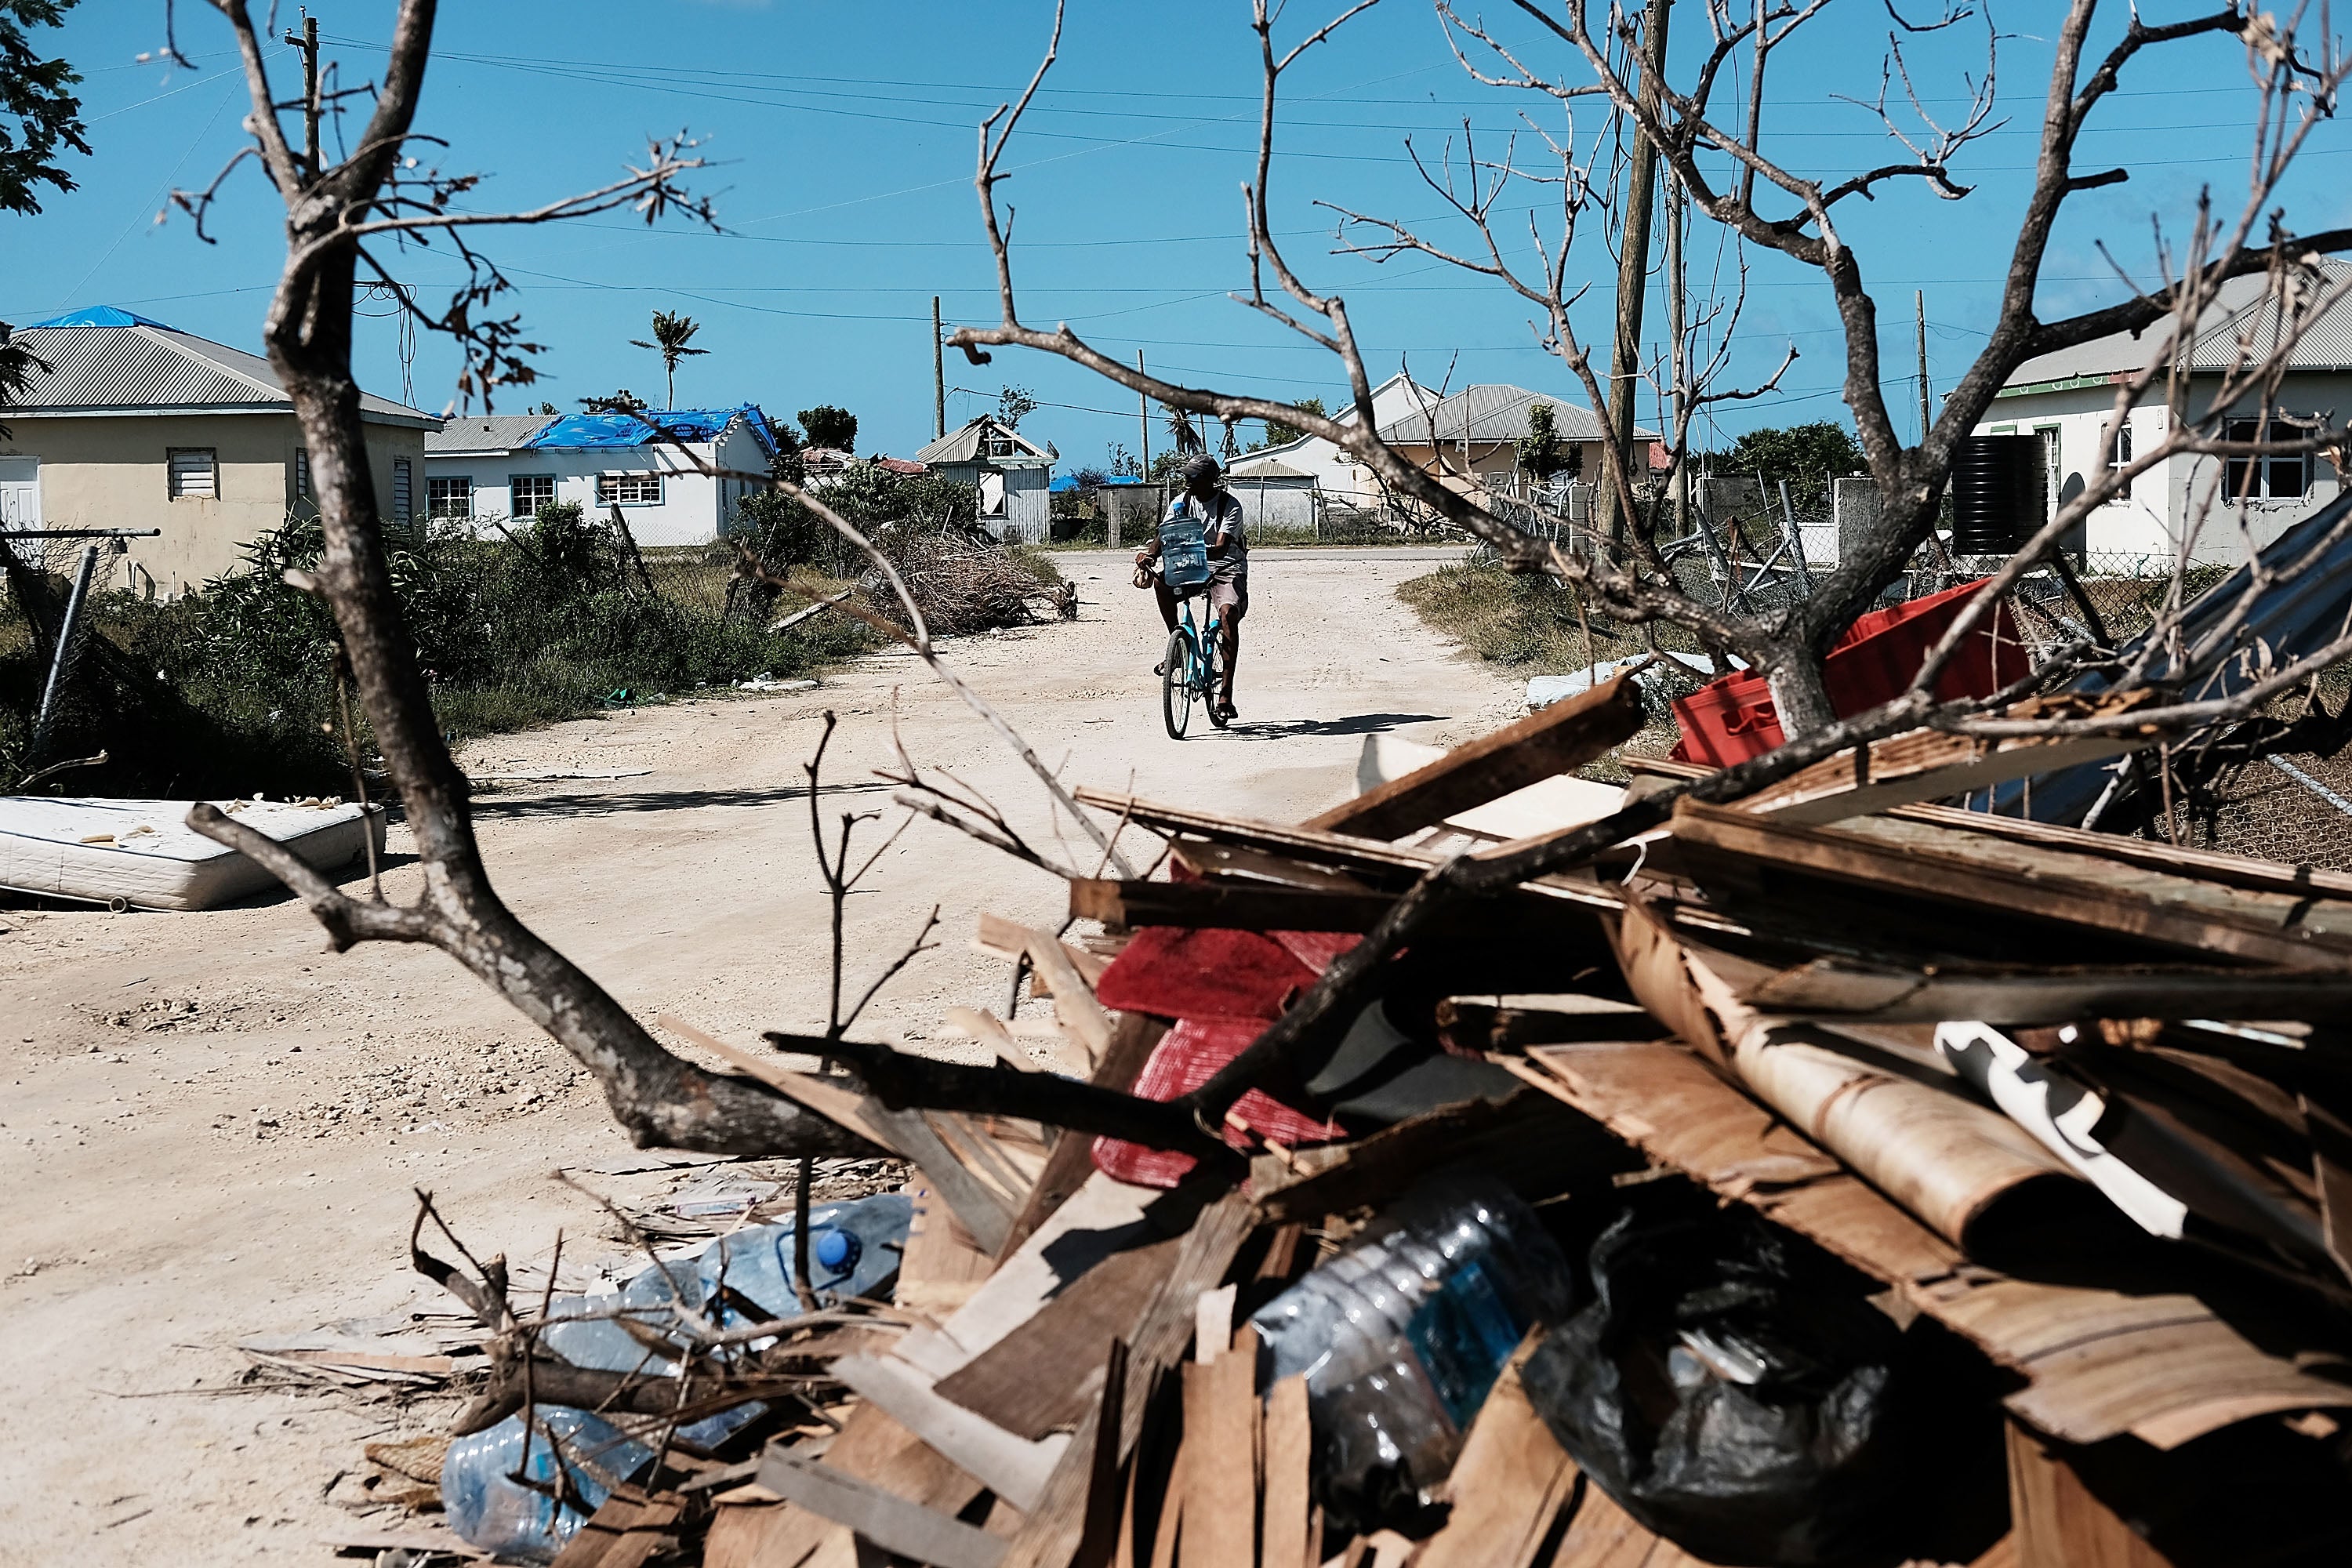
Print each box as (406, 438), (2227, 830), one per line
(872, 529), (1076, 638)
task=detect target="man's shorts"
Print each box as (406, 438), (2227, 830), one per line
(1206, 571), (1248, 621)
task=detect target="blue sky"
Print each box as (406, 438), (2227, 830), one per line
(5, 2), (2347, 468)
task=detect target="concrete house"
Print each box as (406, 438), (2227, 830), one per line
(912, 416), (1054, 543)
(1372, 383), (1652, 496)
(0, 305), (437, 593)
(1227, 371), (1436, 511)
(423, 405), (779, 546)
(1978, 265), (2352, 569)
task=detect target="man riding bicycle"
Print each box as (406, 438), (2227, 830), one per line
(1134, 452), (1248, 724)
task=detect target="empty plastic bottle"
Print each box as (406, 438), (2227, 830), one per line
(445, 1192), (915, 1556)
(438, 1406), (657, 1563)
(1250, 1174), (1572, 1532)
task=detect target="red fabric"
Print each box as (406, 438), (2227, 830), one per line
(1094, 926), (1315, 1022)
(1091, 1018), (1346, 1188)
(1270, 929), (1360, 976)
(1669, 578), (2031, 766)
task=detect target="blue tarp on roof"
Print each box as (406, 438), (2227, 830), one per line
(527, 405), (778, 456)
(27, 304), (181, 329)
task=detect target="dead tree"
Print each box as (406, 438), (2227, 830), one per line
(169, 0), (874, 1158)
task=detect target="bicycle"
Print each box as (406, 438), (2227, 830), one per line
(1160, 587), (1231, 739)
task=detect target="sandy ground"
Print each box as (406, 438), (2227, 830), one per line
(0, 548), (1520, 1564)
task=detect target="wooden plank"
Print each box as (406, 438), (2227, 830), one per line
(717, 1405), (988, 1568)
(1072, 788), (1443, 879)
(1305, 671), (1645, 840)
(985, 915), (1116, 1069)
(1730, 954), (2352, 1025)
(935, 1232), (1187, 1439)
(1732, 717), (2142, 826)
(996, 1196), (1260, 1568)
(2005, 1418), (2174, 1568)
(549, 1489), (683, 1568)
(754, 1447), (1008, 1568)
(829, 1352), (1070, 1512)
(1417, 1332), (1575, 1568)
(897, 1178), (1000, 1324)
(997, 1011), (1166, 1263)
(1192, 1285), (1236, 1364)
(946, 1006), (1046, 1073)
(1175, 1338), (1260, 1568)
(1169, 837), (1380, 894)
(1261, 1375), (1313, 1568)
(978, 910), (1112, 985)
(870, 1102), (1019, 1258)
(1070, 876), (1395, 934)
(1669, 797), (2351, 970)
(1897, 800), (2352, 901)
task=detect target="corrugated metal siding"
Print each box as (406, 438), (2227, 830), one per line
(6, 324), (430, 420)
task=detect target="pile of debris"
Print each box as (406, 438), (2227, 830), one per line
(872, 529), (1078, 637)
(355, 673), (2352, 1568)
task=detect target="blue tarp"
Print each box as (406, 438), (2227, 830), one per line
(528, 405), (778, 457)
(27, 304), (180, 329)
(1050, 474), (1080, 493)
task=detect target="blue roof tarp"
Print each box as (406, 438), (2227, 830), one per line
(528, 405), (777, 457)
(1050, 474), (1081, 493)
(27, 304), (181, 329)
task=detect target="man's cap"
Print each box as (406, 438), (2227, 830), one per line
(1182, 453), (1221, 487)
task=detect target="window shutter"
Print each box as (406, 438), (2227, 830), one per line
(169, 448), (217, 499)
(393, 458), (413, 521)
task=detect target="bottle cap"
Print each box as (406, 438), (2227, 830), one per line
(813, 1229), (858, 1273)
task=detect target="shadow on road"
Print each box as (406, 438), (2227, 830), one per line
(1221, 711), (1446, 739)
(469, 779), (894, 820)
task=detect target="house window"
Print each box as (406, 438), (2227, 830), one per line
(428, 477), (474, 519)
(393, 457), (413, 521)
(2104, 422), (2131, 503)
(597, 472), (663, 506)
(2225, 416), (2310, 500)
(294, 448), (310, 499)
(510, 473), (557, 518)
(168, 448), (217, 499)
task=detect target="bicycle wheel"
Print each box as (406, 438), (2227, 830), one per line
(1160, 628), (1194, 739)
(1203, 625), (1231, 729)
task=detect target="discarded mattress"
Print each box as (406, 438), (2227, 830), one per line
(0, 796), (383, 911)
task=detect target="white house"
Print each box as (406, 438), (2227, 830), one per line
(913, 415), (1055, 543)
(423, 405), (779, 546)
(1227, 371), (1435, 510)
(1977, 265), (2352, 570)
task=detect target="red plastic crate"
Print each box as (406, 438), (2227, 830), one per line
(1669, 579), (2028, 767)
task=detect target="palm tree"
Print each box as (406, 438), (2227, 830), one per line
(629, 310), (709, 408)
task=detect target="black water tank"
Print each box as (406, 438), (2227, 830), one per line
(1951, 434), (2042, 554)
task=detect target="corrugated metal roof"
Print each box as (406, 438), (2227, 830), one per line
(912, 416), (1052, 466)
(2005, 260), (2352, 387)
(1374, 384), (1643, 445)
(426, 414), (557, 454)
(5, 318), (435, 425)
(526, 405), (776, 456)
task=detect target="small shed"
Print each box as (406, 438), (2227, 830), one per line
(913, 416), (1055, 543)
(1226, 461), (1317, 534)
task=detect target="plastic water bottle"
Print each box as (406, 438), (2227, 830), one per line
(445, 1192), (915, 1555)
(438, 1406), (657, 1563)
(1250, 1175), (1572, 1531)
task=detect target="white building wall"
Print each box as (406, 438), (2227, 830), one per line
(425, 421), (772, 546)
(1980, 372), (2349, 569)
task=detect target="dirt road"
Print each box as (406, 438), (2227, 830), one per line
(0, 548), (1518, 1563)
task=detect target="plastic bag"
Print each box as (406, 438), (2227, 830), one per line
(1521, 1187), (1937, 1566)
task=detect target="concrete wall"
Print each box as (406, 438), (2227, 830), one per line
(0, 411), (427, 593)
(1232, 475), (1317, 532)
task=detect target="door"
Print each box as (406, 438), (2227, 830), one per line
(0, 456), (38, 528)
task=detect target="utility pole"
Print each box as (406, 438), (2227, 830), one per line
(1915, 289), (1932, 444)
(1137, 351), (1151, 478)
(1600, 0), (1671, 543)
(931, 296), (946, 441)
(1665, 171), (1690, 541)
